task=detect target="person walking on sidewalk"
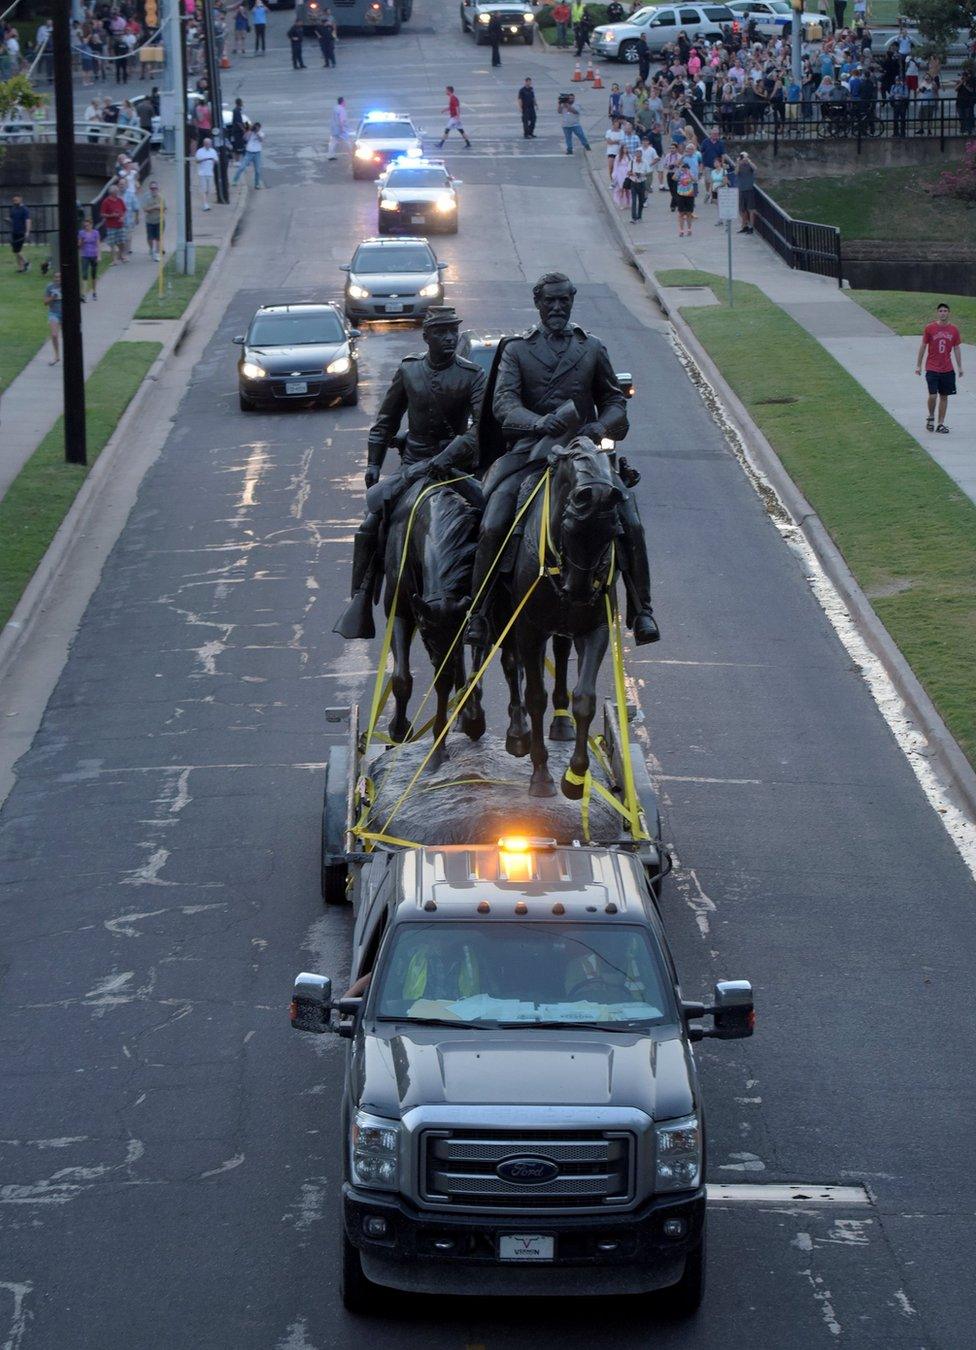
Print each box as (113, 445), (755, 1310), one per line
(560, 93), (591, 154)
(518, 77), (537, 138)
(9, 196), (31, 272)
(233, 122), (265, 187)
(916, 302), (963, 434)
(100, 182), (128, 262)
(195, 136), (219, 210)
(252, 0), (267, 54)
(327, 97), (349, 159)
(287, 17), (306, 68)
(142, 180), (164, 261)
(78, 218), (101, 301)
(44, 272), (62, 365)
(629, 136), (654, 222)
(437, 87), (472, 148)
(488, 12), (502, 67)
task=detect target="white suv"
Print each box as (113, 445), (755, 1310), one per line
(592, 4), (734, 62)
(726, 1), (832, 38)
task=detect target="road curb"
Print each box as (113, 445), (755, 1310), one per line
(583, 154), (976, 825)
(0, 188), (249, 689)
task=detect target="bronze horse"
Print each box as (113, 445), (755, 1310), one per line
(504, 438), (623, 799)
(383, 473), (486, 767)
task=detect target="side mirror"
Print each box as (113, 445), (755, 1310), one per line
(290, 972), (332, 1034)
(452, 179), (463, 186)
(348, 328), (362, 339)
(339, 263), (351, 273)
(232, 334), (245, 345)
(683, 980), (754, 1041)
(437, 261), (447, 271)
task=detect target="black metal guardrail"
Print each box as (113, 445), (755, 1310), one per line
(705, 96), (972, 154)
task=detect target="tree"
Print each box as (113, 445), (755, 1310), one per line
(0, 71), (46, 122)
(902, 0), (972, 54)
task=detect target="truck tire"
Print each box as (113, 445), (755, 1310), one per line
(341, 1232), (387, 1314)
(619, 39), (639, 62)
(662, 1236), (705, 1316)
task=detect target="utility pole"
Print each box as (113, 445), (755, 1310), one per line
(52, 0), (86, 466)
(165, 0), (194, 273)
(790, 0), (803, 83)
(200, 0), (228, 203)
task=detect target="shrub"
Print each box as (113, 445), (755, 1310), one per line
(928, 139), (976, 203)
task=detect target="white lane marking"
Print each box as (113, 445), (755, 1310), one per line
(893, 1289), (918, 1317)
(657, 774), (762, 785)
(0, 1281), (32, 1350)
(708, 1183), (871, 1204)
(200, 1153), (245, 1180)
(275, 1318), (319, 1350)
(672, 334), (976, 881)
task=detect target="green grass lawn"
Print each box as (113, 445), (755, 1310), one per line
(850, 289), (976, 336)
(134, 245), (218, 320)
(657, 268), (976, 767)
(0, 341), (161, 630)
(771, 166), (971, 244)
(0, 247), (54, 392)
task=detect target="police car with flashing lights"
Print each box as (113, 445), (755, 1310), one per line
(376, 158), (461, 235)
(460, 0), (536, 44)
(290, 835), (755, 1313)
(353, 112), (424, 181)
(726, 0), (832, 38)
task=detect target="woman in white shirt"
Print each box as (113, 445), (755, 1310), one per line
(604, 117), (625, 181)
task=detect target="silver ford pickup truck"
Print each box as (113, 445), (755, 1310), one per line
(290, 838), (754, 1313)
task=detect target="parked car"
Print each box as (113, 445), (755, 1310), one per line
(726, 0), (832, 37)
(592, 4), (735, 62)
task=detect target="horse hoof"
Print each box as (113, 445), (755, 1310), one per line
(462, 710), (486, 742)
(548, 714), (575, 742)
(529, 772), (557, 799)
(506, 732), (531, 758)
(561, 772), (585, 801)
(388, 721), (409, 744)
(428, 744), (448, 772)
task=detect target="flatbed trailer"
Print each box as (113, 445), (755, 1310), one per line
(320, 699), (669, 910)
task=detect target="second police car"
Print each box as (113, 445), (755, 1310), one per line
(376, 158), (462, 235)
(353, 111), (424, 181)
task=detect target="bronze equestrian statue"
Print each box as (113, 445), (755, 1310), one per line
(335, 305), (485, 642)
(466, 271), (660, 651)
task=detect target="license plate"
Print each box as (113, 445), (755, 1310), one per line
(411, 214), (425, 224)
(385, 302), (404, 313)
(285, 381), (308, 394)
(499, 1234), (554, 1262)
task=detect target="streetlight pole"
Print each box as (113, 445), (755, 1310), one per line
(200, 0), (228, 203)
(791, 0), (803, 84)
(52, 0), (86, 466)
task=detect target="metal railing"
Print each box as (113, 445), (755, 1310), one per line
(753, 188), (843, 286)
(0, 118), (150, 149)
(705, 97), (973, 154)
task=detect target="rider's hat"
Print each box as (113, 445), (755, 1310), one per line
(422, 305), (462, 331)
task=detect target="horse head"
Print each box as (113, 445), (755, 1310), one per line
(548, 437), (623, 604)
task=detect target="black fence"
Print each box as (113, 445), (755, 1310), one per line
(705, 96), (973, 154)
(753, 187), (843, 286)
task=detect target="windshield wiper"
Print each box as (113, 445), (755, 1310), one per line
(493, 1020), (649, 1031)
(376, 1015), (500, 1030)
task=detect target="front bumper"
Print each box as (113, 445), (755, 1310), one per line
(344, 1184), (704, 1297)
(239, 372), (356, 403)
(345, 291), (442, 321)
(379, 204), (457, 233)
(476, 21), (533, 41)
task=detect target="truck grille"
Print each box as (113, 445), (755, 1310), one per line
(421, 1130), (634, 1209)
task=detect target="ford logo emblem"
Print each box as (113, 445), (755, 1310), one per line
(496, 1155), (559, 1185)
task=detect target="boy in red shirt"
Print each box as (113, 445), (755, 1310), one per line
(915, 301), (964, 433)
(436, 86), (471, 149)
(99, 183), (127, 263)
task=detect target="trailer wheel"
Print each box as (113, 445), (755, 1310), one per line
(322, 857), (348, 906)
(321, 743), (351, 905)
(341, 1232), (388, 1314)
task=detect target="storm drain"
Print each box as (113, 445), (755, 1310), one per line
(707, 1183), (871, 1205)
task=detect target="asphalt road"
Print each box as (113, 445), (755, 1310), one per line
(2, 9), (975, 1349)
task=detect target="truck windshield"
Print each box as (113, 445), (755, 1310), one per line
(372, 922), (674, 1027)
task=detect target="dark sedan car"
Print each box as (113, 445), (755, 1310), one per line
(234, 303), (360, 411)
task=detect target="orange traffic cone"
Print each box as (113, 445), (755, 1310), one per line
(220, 55), (230, 68)
(592, 68), (603, 89)
(585, 56), (594, 80)
(572, 60), (582, 82)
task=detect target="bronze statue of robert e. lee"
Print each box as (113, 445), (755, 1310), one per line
(466, 272), (659, 648)
(335, 306), (485, 640)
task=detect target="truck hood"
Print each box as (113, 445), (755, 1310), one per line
(354, 1027), (694, 1123)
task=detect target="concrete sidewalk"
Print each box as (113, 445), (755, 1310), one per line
(0, 157), (236, 503)
(582, 146), (976, 506)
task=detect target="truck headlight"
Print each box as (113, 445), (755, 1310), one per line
(655, 1116), (701, 1192)
(240, 361), (266, 379)
(326, 355), (352, 375)
(477, 12), (490, 21)
(435, 196), (456, 213)
(347, 283), (370, 300)
(523, 11), (534, 20)
(351, 1111), (399, 1189)
(419, 282), (441, 298)
(379, 196), (398, 211)
(354, 144), (376, 161)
